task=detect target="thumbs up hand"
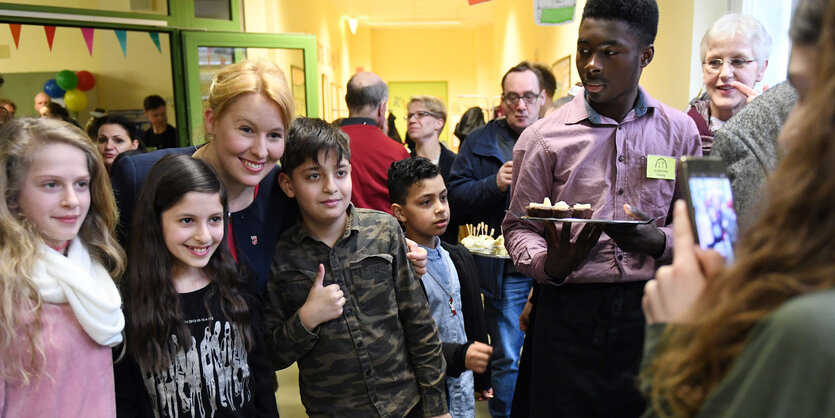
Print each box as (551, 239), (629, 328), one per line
(299, 264), (346, 331)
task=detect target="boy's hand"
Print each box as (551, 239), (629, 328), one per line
(475, 388), (494, 401)
(298, 264), (345, 330)
(405, 238), (428, 277)
(465, 341), (493, 373)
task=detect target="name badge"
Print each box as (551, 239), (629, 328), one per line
(647, 155), (676, 180)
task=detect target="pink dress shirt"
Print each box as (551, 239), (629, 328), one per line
(502, 87), (702, 284)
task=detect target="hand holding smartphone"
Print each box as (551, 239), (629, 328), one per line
(679, 157), (738, 263)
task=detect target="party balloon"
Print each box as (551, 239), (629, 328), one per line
(64, 89), (87, 112)
(75, 70), (96, 91)
(55, 70), (78, 91)
(43, 78), (65, 99)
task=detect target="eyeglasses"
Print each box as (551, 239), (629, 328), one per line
(502, 91), (541, 105)
(406, 110), (439, 120)
(702, 58), (756, 73)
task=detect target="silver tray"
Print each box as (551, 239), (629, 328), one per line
(519, 215), (656, 225)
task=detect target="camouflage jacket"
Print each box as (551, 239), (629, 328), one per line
(264, 206), (447, 417)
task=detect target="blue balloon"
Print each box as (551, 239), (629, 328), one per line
(43, 78), (65, 99)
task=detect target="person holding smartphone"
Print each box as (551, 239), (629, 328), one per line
(640, 0), (835, 416)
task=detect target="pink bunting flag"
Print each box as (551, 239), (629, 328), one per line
(44, 26), (56, 51)
(81, 27), (94, 56)
(9, 24), (21, 49)
(115, 30), (127, 56)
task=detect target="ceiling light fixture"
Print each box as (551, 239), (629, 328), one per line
(347, 17), (358, 34)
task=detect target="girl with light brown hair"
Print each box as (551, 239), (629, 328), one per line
(0, 117), (125, 416)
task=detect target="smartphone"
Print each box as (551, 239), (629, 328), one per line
(679, 157), (738, 263)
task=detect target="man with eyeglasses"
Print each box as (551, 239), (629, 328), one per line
(502, 0), (701, 416)
(339, 71), (410, 215)
(448, 61), (544, 418)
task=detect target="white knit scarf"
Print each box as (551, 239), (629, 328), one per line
(31, 237), (124, 347)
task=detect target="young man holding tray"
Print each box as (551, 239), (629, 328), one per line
(501, 0), (701, 416)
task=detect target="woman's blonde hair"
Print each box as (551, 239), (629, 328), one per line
(0, 117), (125, 384)
(205, 59), (295, 138)
(647, 1), (835, 415)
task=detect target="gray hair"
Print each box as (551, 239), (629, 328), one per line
(700, 13), (772, 67)
(345, 77), (388, 113)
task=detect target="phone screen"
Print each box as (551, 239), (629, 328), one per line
(687, 175), (738, 263)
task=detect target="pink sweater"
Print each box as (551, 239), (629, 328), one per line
(1, 303), (116, 417)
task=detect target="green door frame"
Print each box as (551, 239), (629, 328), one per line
(180, 31), (319, 144)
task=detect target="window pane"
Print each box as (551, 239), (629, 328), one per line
(196, 47), (306, 116)
(194, 0), (231, 20)
(9, 0), (168, 15)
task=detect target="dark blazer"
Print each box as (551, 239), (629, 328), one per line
(441, 241), (492, 392)
(110, 147), (298, 293)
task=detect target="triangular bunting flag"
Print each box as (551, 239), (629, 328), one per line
(9, 24), (21, 49)
(115, 30), (127, 56)
(44, 26), (56, 51)
(81, 28), (94, 56)
(468, 0), (491, 4)
(149, 32), (161, 53)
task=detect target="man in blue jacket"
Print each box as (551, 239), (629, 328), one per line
(447, 61), (544, 417)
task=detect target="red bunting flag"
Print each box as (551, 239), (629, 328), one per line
(81, 28), (94, 56)
(9, 24), (21, 49)
(468, 0), (491, 4)
(44, 26), (56, 51)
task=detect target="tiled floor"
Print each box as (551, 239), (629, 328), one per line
(275, 364), (492, 417)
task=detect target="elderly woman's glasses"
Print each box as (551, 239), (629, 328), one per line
(406, 110), (439, 120)
(703, 58), (755, 73)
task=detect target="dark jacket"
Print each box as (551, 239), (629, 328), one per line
(441, 242), (492, 392)
(110, 147), (298, 293)
(447, 118), (516, 297)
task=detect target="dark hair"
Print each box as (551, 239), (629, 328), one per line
(582, 0), (659, 46)
(95, 115), (147, 152)
(454, 106), (486, 142)
(501, 61), (544, 93)
(387, 157), (441, 205)
(0, 98), (15, 114)
(790, 0), (824, 45)
(533, 63), (557, 97)
(143, 95), (166, 111)
(43, 102), (70, 121)
(95, 115), (140, 140)
(0, 107), (10, 126)
(345, 75), (388, 113)
(125, 154), (253, 371)
(281, 117), (351, 175)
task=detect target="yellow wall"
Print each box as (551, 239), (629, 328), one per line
(643, 0), (695, 108)
(245, 0), (695, 125)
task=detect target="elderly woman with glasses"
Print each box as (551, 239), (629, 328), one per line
(688, 13), (771, 154)
(406, 96), (456, 181)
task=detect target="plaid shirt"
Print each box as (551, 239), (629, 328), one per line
(264, 205), (447, 417)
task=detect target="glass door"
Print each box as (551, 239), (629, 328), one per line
(181, 31), (318, 144)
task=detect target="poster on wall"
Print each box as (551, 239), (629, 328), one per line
(534, 0), (576, 25)
(551, 55), (571, 99)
